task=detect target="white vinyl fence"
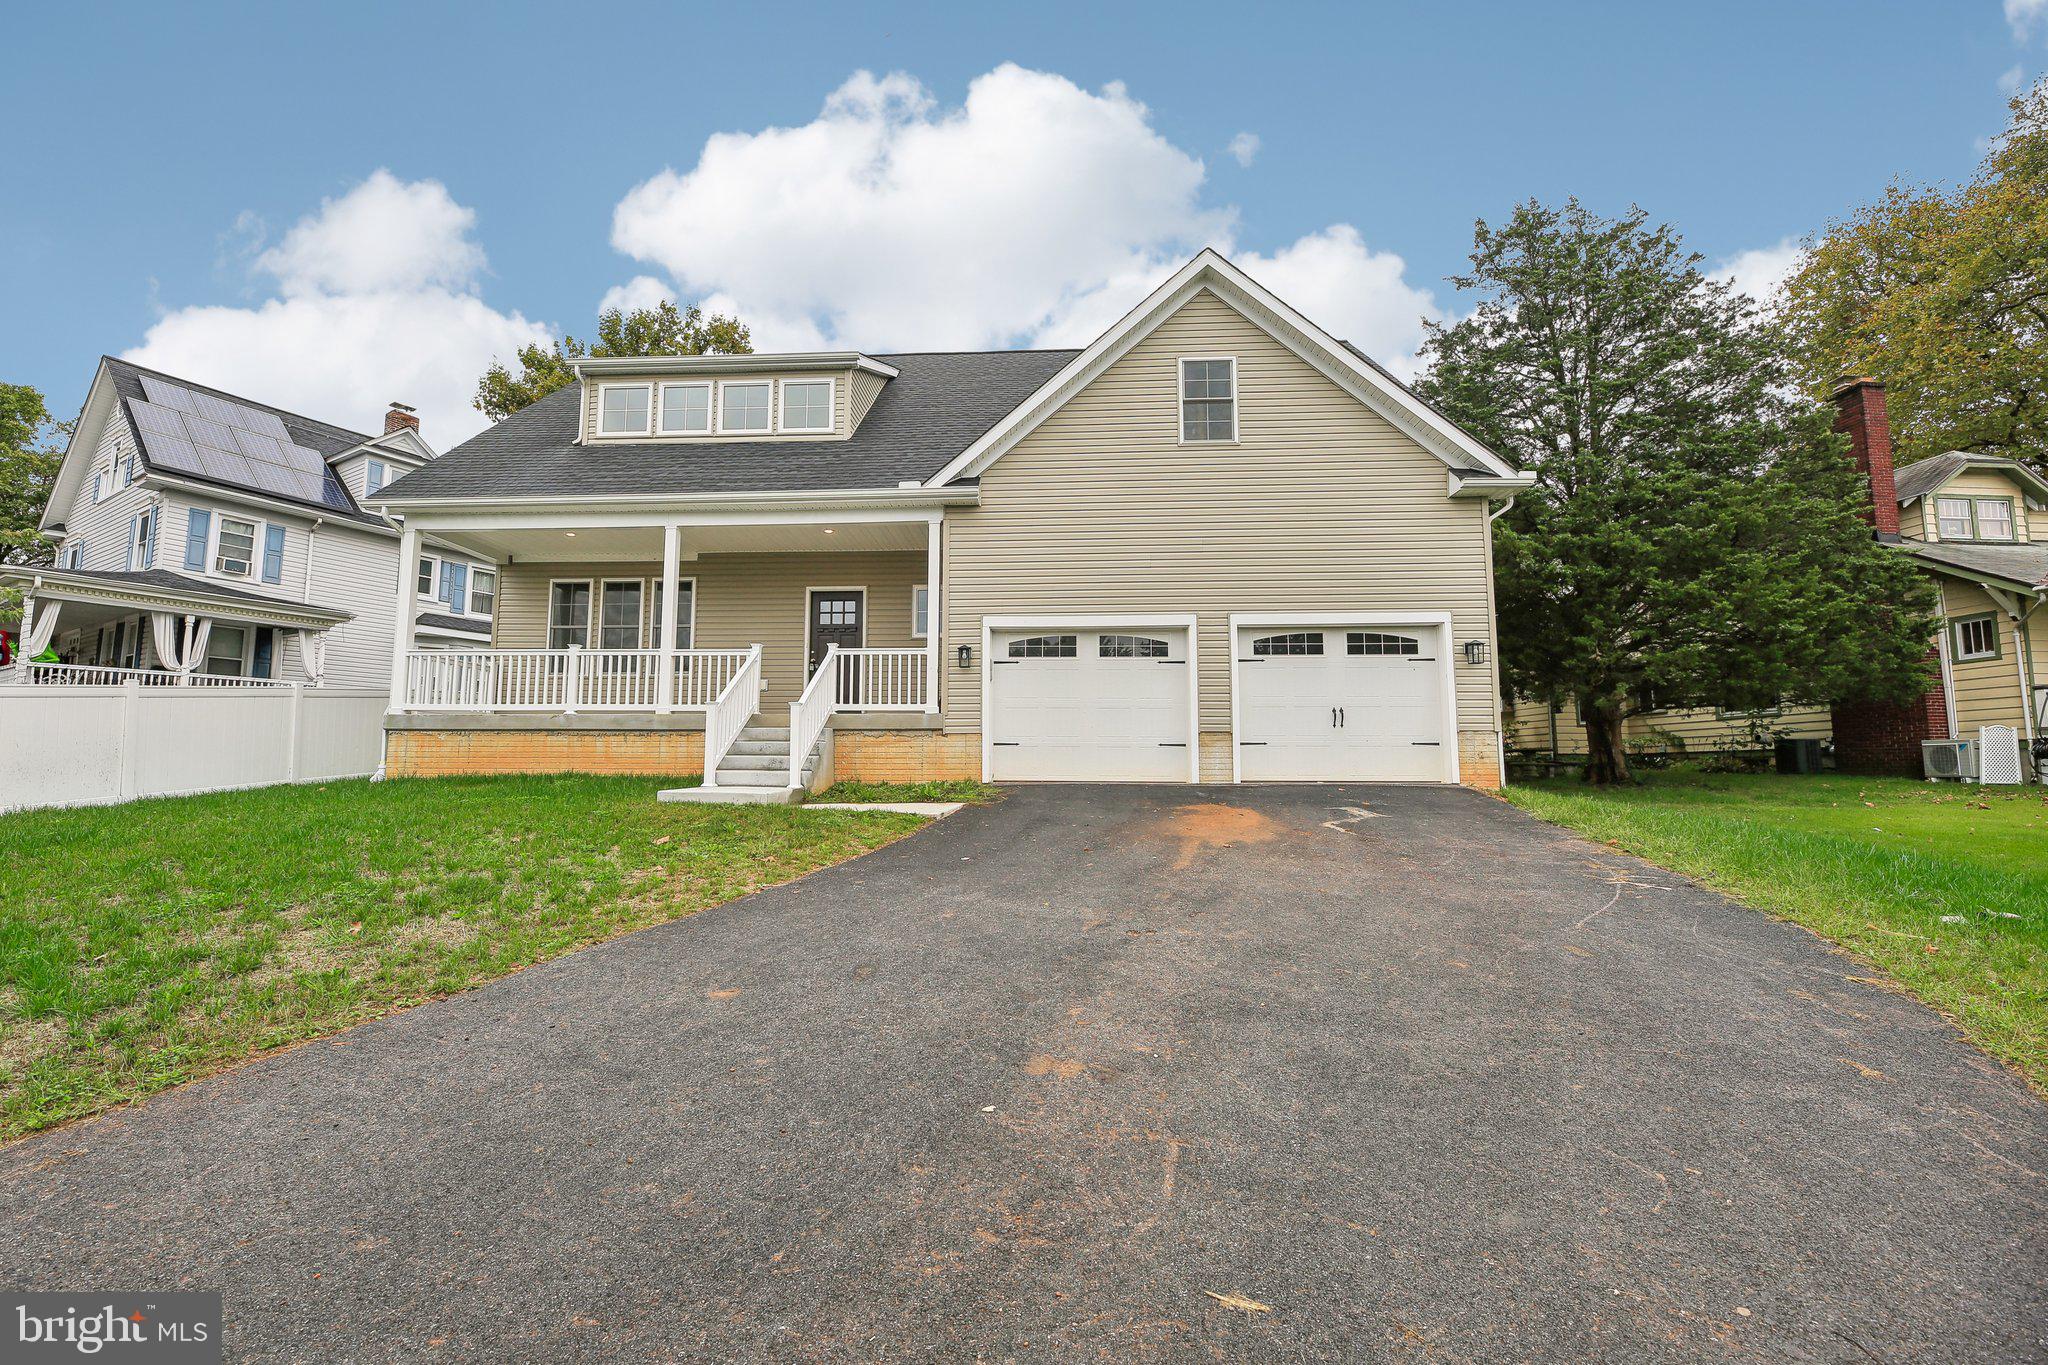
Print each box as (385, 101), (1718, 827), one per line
(0, 683), (388, 813)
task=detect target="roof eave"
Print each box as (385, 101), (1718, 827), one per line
(0, 567), (354, 627)
(368, 484), (979, 516)
(569, 353), (901, 380)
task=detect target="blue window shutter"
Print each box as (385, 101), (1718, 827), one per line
(141, 511), (156, 568)
(261, 525), (286, 584)
(252, 627), (275, 680)
(184, 509), (210, 571)
(443, 562), (467, 608)
(125, 515), (138, 570)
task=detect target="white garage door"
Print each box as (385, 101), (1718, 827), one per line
(1235, 625), (1447, 782)
(988, 627), (1192, 781)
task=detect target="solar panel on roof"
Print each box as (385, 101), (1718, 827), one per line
(125, 372), (349, 514)
(138, 376), (197, 414)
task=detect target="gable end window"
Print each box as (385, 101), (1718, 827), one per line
(1953, 614), (2000, 662)
(1180, 357), (1237, 442)
(779, 379), (834, 433)
(214, 516), (257, 577)
(1252, 632), (1322, 656)
(718, 380), (772, 433)
(658, 382), (712, 435)
(1008, 634), (1077, 658)
(365, 458), (389, 494)
(597, 383), (653, 436)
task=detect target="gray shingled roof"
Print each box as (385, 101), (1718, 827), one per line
(376, 350), (1082, 502)
(101, 358), (383, 524)
(415, 611), (490, 636)
(9, 567), (354, 619)
(1902, 540), (2048, 590)
(1893, 451), (2048, 505)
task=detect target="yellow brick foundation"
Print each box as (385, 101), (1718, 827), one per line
(830, 730), (983, 782)
(385, 730), (705, 778)
(1458, 730), (1504, 791)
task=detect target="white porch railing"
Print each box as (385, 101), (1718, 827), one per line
(10, 662), (289, 689)
(787, 647), (932, 788)
(402, 648), (752, 712)
(702, 646), (763, 789)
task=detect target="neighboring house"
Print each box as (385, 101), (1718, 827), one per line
(1, 359), (495, 689)
(1506, 380), (2047, 781)
(370, 250), (1531, 799)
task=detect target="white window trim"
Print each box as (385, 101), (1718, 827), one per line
(716, 379), (774, 434)
(417, 553), (442, 600)
(1177, 355), (1239, 444)
(211, 513), (261, 580)
(546, 578), (595, 649)
(468, 567), (497, 618)
(201, 622), (255, 678)
(652, 575), (698, 649)
(911, 584), (930, 639)
(597, 577), (648, 650)
(1953, 613), (2000, 662)
(777, 377), (836, 434)
(595, 382), (655, 437)
(365, 458), (389, 495)
(656, 381), (714, 436)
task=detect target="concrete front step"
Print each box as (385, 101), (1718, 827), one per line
(718, 752), (789, 772)
(725, 739), (790, 757)
(739, 726), (791, 742)
(713, 768), (803, 788)
(658, 785), (802, 806)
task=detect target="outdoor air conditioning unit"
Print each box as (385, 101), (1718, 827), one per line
(1922, 739), (1977, 782)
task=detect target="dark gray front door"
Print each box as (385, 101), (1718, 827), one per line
(808, 591), (865, 677)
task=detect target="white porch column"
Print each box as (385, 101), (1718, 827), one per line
(924, 513), (941, 714)
(389, 522), (420, 712)
(657, 523), (681, 713)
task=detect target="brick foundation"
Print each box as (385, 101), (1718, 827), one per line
(385, 729), (704, 778)
(1458, 730), (1504, 790)
(1831, 652), (1946, 776)
(829, 730), (982, 782)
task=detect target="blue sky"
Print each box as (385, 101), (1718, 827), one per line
(2, 2), (2037, 445)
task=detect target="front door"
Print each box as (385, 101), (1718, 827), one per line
(808, 590), (865, 688)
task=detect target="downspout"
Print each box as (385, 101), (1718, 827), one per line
(1933, 612), (1959, 740)
(2016, 600), (2040, 778)
(304, 517), (323, 604)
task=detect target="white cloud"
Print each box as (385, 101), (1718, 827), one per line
(597, 275), (674, 317)
(2007, 0), (2047, 41)
(1709, 236), (1805, 305)
(125, 171), (549, 445)
(1998, 63), (2028, 95)
(609, 65), (1441, 371)
(1227, 131), (1261, 167)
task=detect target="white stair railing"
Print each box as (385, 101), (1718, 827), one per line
(788, 645), (840, 789)
(702, 646), (763, 790)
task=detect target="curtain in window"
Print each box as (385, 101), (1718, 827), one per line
(150, 612), (211, 676)
(297, 629), (328, 684)
(20, 599), (62, 658)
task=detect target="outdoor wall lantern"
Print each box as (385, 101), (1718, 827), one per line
(957, 644), (974, 670)
(1463, 640), (1489, 666)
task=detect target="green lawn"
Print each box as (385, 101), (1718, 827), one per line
(810, 780), (1001, 804)
(0, 776), (927, 1140)
(1502, 771), (2048, 1090)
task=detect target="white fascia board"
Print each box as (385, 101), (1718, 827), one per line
(373, 484), (978, 517)
(569, 353), (900, 380)
(925, 248), (1522, 487)
(1, 567), (353, 627)
(1448, 471), (1537, 498)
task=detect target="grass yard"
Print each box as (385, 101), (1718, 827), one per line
(1503, 770), (2048, 1090)
(810, 780), (1001, 804)
(0, 775), (928, 1140)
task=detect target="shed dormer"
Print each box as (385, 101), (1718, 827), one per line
(569, 353), (899, 445)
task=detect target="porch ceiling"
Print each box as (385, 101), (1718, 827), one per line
(468, 518), (928, 564)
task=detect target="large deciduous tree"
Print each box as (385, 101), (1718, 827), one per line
(1414, 200), (1936, 784)
(1780, 78), (2048, 469)
(1, 383), (66, 569)
(475, 300), (751, 422)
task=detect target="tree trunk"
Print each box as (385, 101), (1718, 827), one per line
(1581, 698), (1633, 785)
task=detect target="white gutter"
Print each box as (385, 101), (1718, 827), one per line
(569, 352), (900, 380)
(148, 475), (398, 538)
(368, 484), (980, 515)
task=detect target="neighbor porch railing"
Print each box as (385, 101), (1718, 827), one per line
(401, 647), (753, 712)
(786, 647), (931, 788)
(9, 661), (289, 689)
(702, 646), (763, 789)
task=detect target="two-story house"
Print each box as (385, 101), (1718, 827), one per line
(370, 250), (1531, 800)
(3, 359), (496, 689)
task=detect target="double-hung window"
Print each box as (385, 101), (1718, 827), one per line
(1937, 496), (2018, 541)
(417, 555), (438, 596)
(651, 579), (695, 649)
(1953, 614), (2000, 662)
(658, 382), (712, 434)
(597, 383), (653, 436)
(718, 381), (772, 433)
(1180, 357), (1237, 442)
(204, 625), (247, 677)
(469, 568), (496, 617)
(599, 580), (644, 650)
(779, 379), (833, 433)
(214, 516), (257, 577)
(365, 458), (389, 495)
(547, 581), (592, 649)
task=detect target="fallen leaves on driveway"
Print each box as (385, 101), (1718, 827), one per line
(1203, 1290), (1272, 1316)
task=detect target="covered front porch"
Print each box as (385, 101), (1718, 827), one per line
(387, 503), (949, 795)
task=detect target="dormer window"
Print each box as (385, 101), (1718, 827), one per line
(780, 379), (834, 433)
(718, 380), (772, 433)
(598, 383), (653, 436)
(366, 458), (390, 494)
(658, 382), (711, 434)
(1937, 496), (2016, 542)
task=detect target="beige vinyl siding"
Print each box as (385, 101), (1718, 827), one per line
(580, 370), (853, 444)
(849, 370), (887, 433)
(1900, 498), (1931, 542)
(1941, 579), (2036, 737)
(1921, 470), (2033, 543)
(941, 288), (1500, 740)
(494, 551), (923, 708)
(1507, 697), (1833, 754)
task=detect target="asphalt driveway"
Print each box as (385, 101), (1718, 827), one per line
(4, 785), (2044, 1361)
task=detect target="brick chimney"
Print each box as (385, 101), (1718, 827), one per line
(384, 401), (420, 437)
(1829, 378), (1899, 539)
